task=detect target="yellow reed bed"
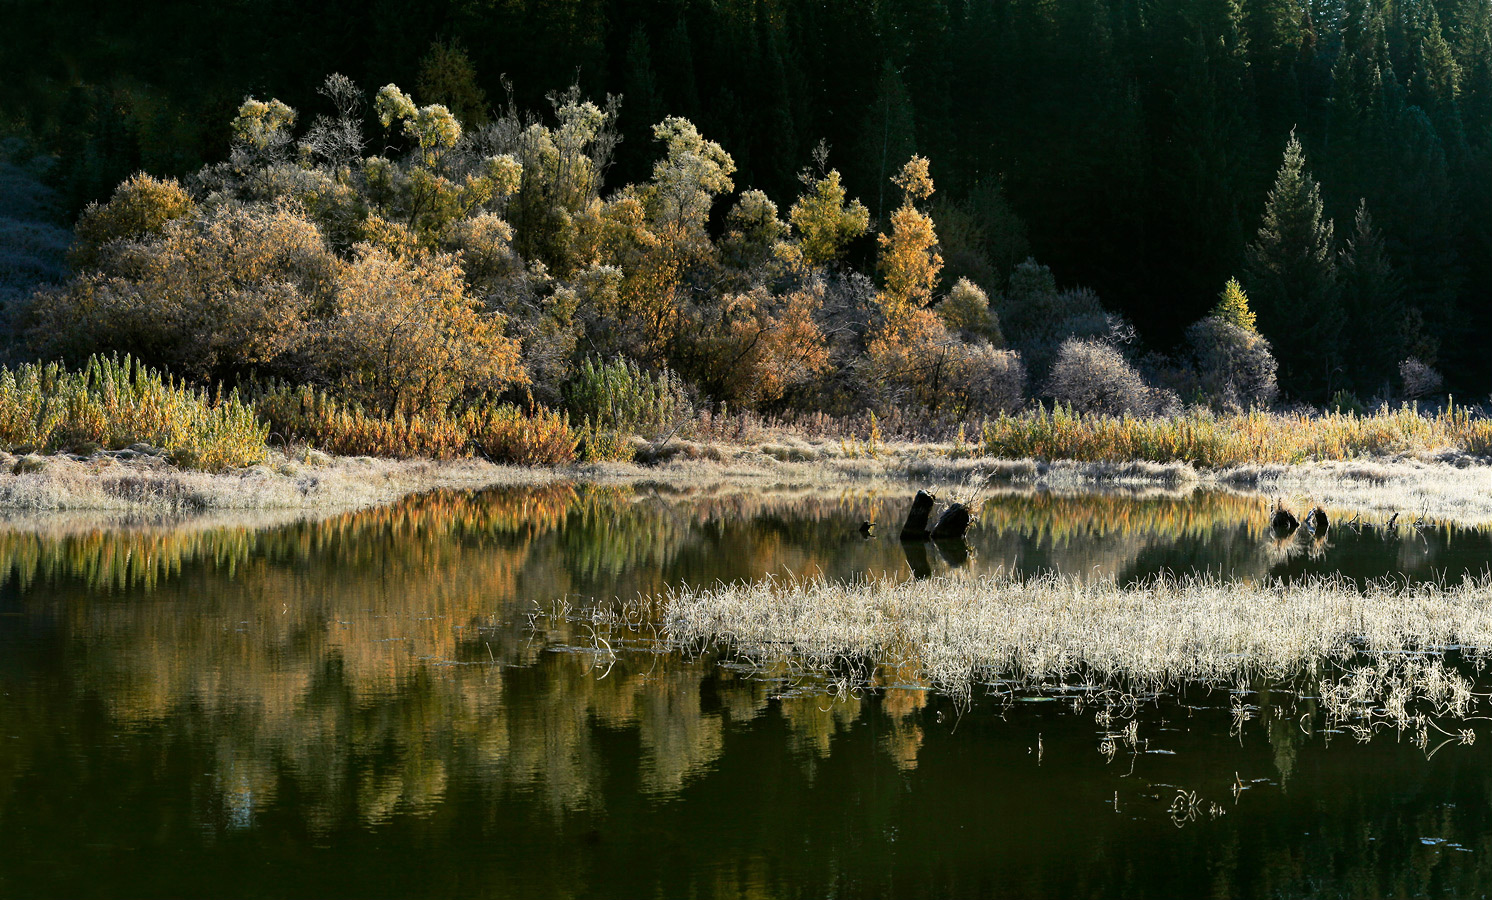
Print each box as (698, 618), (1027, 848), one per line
(981, 404), (1492, 467)
(0, 355), (267, 470)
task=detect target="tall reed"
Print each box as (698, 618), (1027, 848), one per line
(981, 403), (1492, 467)
(564, 357), (690, 461)
(0, 355), (267, 470)
(254, 382), (576, 465)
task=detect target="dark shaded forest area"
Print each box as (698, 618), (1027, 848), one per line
(2, 0), (1489, 404)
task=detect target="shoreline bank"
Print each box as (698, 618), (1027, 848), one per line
(0, 443), (1487, 526)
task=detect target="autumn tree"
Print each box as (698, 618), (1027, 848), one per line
(862, 157), (1022, 414)
(676, 281), (831, 409)
(936, 277), (1002, 344)
(876, 155), (941, 321)
(1212, 278), (1258, 331)
(784, 145), (870, 268)
(317, 245), (526, 416)
(720, 189), (789, 276)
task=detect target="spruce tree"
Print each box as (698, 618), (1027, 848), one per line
(1244, 132), (1343, 399)
(1212, 278), (1258, 332)
(1338, 199), (1406, 393)
(858, 61), (918, 222)
(1411, 4), (1466, 156)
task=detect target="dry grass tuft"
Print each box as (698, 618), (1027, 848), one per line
(0, 452), (562, 512)
(981, 403), (1492, 468)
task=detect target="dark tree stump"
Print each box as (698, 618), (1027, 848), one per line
(931, 503), (972, 539)
(1271, 502), (1299, 536)
(901, 490), (937, 540)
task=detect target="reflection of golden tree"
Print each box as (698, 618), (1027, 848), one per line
(780, 693), (861, 760)
(1, 484), (908, 827)
(978, 489), (1269, 544)
(635, 666), (725, 795)
(876, 661), (928, 771)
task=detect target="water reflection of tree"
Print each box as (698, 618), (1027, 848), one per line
(0, 485), (900, 829)
(975, 489), (1271, 582)
(9, 480), (1490, 881)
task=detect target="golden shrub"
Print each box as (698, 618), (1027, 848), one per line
(466, 405), (577, 466)
(71, 173), (195, 269)
(316, 245), (527, 416)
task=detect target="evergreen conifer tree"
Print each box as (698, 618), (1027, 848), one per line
(1244, 131), (1343, 399)
(1212, 278), (1258, 332)
(1338, 199), (1406, 392)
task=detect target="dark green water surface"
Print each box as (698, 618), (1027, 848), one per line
(2, 483), (1491, 898)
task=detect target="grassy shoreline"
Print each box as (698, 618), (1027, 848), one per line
(0, 441), (1490, 527)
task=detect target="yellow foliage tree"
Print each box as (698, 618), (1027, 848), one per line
(786, 168), (869, 267)
(319, 245), (527, 415)
(937, 277), (1002, 344)
(876, 155), (942, 325)
(1212, 277), (1258, 332)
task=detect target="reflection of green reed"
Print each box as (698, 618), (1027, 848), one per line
(978, 490), (1269, 545)
(561, 493), (687, 584)
(0, 484), (593, 591)
(0, 484), (891, 592)
(0, 525), (265, 592)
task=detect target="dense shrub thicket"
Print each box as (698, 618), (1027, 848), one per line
(23, 74), (1324, 447)
(17, 0), (1492, 399)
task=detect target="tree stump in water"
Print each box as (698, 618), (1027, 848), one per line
(1271, 501), (1299, 536)
(901, 490), (937, 540)
(931, 503), (972, 539)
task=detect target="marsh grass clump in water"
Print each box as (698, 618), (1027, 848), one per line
(649, 571), (1492, 701)
(0, 354), (266, 470)
(1317, 654), (1480, 749)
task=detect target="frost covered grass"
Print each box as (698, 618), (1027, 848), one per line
(649, 571), (1492, 701)
(0, 452), (562, 512)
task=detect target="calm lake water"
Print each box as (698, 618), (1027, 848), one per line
(2, 484), (1492, 898)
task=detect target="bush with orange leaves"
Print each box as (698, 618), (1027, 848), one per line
(677, 281), (831, 408)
